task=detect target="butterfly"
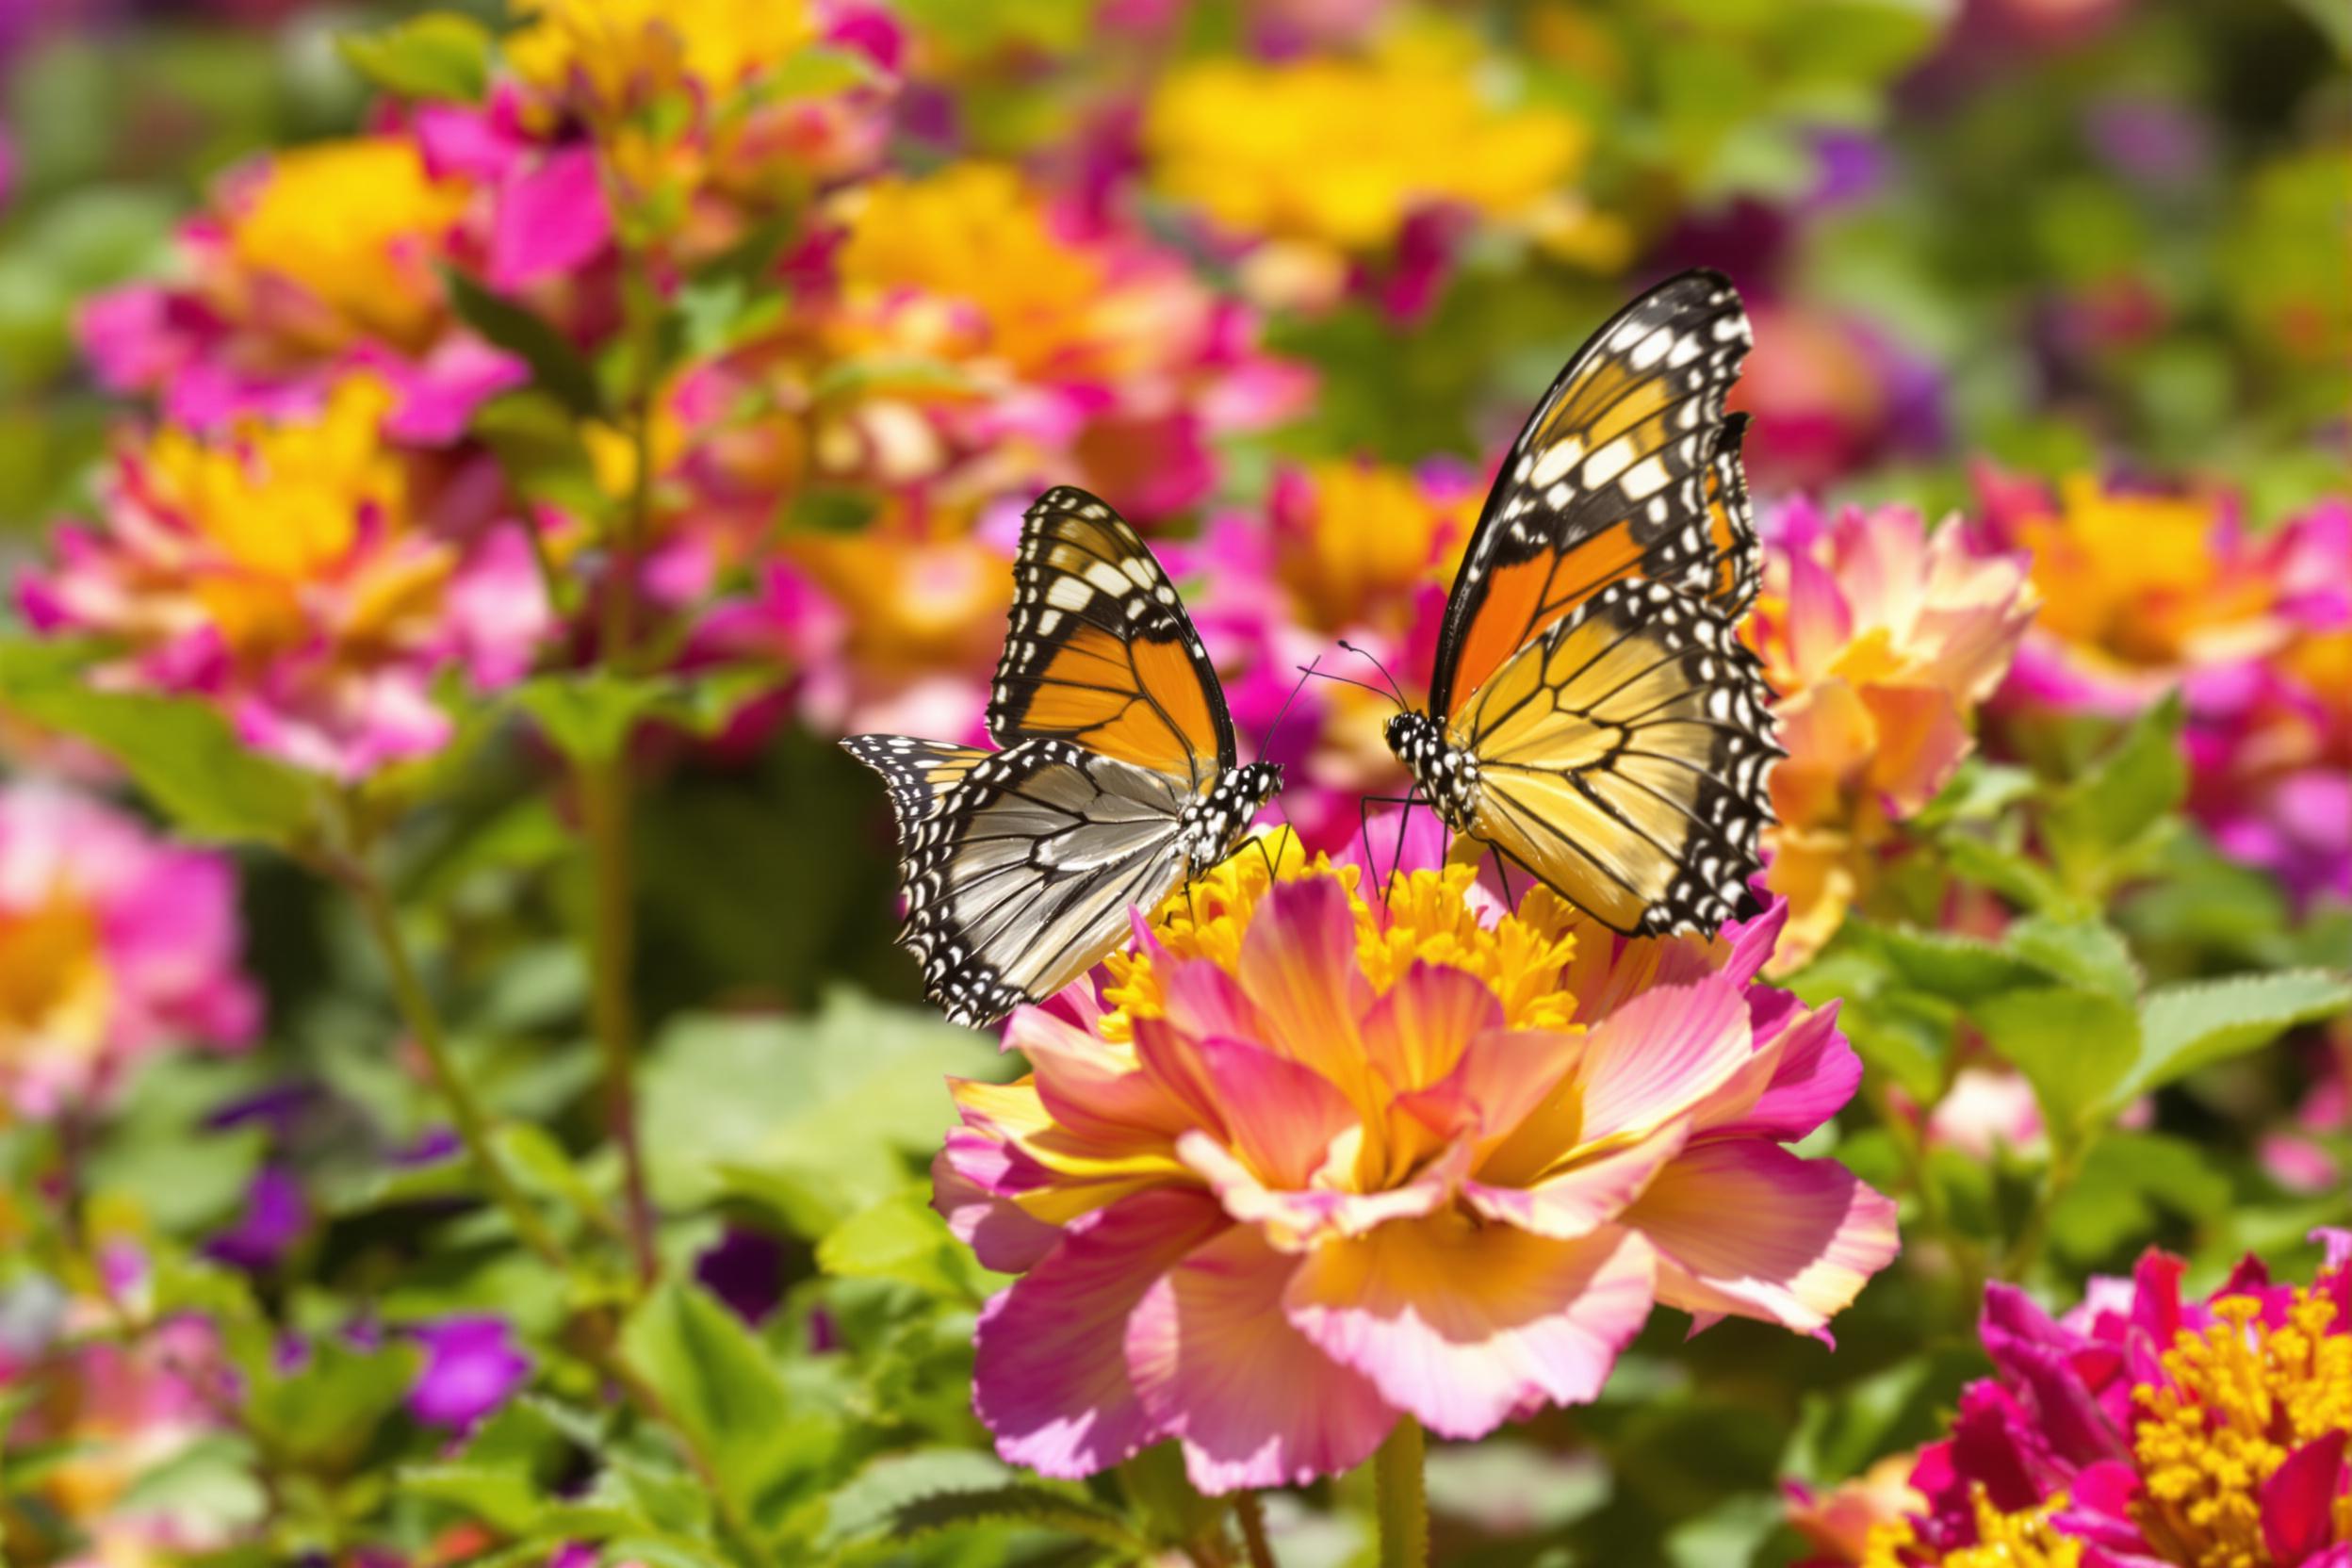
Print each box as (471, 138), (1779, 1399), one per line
(1381, 269), (1780, 936)
(845, 486), (1282, 1028)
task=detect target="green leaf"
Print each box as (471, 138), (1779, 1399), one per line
(640, 989), (1004, 1235)
(2042, 694), (2187, 896)
(335, 13), (492, 101)
(2116, 971), (2352, 1104)
(0, 639), (318, 846)
(2048, 1131), (2232, 1263)
(1971, 987), (2140, 1142)
(818, 1187), (992, 1300)
(491, 1123), (608, 1234)
(619, 1280), (836, 1527)
(1868, 925), (2045, 1002)
(401, 1463), (546, 1535)
(766, 42), (882, 97)
(888, 1485), (1139, 1550)
(820, 1448), (1021, 1550)
(444, 270), (605, 418)
(2006, 914), (2141, 1004)
(471, 391), (611, 523)
(247, 1339), (422, 1473)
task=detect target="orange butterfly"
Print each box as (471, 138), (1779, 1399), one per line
(1382, 270), (1780, 934)
(846, 487), (1282, 1026)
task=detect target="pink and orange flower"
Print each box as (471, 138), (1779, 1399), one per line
(936, 826), (1894, 1492)
(1854, 1233), (2352, 1567)
(1981, 473), (2352, 906)
(0, 784), (256, 1119)
(18, 377), (552, 779)
(1744, 499), (2037, 969)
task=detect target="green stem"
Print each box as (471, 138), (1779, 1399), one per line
(580, 751), (659, 1286)
(1373, 1417), (1428, 1568)
(1234, 1490), (1278, 1568)
(2000, 1137), (2085, 1282)
(341, 857), (568, 1272)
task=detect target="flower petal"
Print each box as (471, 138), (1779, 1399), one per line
(1361, 961), (1505, 1096)
(973, 1188), (1228, 1479)
(1463, 1117), (1690, 1240)
(1702, 998), (1860, 1141)
(1626, 1141), (1898, 1332)
(1235, 876), (1371, 1083)
(933, 1135), (1064, 1273)
(2262, 1429), (2346, 1567)
(1143, 1029), (1356, 1190)
(1177, 1131), (1461, 1250)
(1127, 1225), (1396, 1493)
(1571, 978), (1754, 1143)
(1282, 1217), (1655, 1439)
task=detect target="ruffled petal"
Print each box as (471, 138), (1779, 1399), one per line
(1361, 961), (1505, 1096)
(1462, 1117), (1690, 1241)
(1626, 1141), (1898, 1332)
(1282, 1217), (1656, 1439)
(972, 1189), (1228, 1479)
(1127, 1225), (1396, 1493)
(1235, 877), (1371, 1086)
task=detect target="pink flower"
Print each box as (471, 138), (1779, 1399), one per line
(18, 378), (552, 779)
(1848, 1232), (2352, 1566)
(937, 830), (1894, 1492)
(1745, 499), (2036, 968)
(0, 783), (258, 1118)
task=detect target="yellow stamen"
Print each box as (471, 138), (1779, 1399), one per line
(1860, 1490), (2083, 1567)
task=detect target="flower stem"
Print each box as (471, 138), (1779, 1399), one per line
(1373, 1416), (1429, 1568)
(341, 855), (568, 1272)
(580, 750), (659, 1286)
(1999, 1137), (2085, 1282)
(1234, 1490), (1279, 1568)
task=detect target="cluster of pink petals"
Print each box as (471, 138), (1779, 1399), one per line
(0, 783), (258, 1117)
(936, 828), (1894, 1493)
(1871, 1234), (2352, 1566)
(17, 384), (552, 778)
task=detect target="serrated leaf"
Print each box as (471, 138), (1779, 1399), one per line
(1869, 924), (2045, 1001)
(2115, 971), (2352, 1105)
(820, 1448), (1020, 1550)
(2006, 915), (2141, 1004)
(888, 1485), (1139, 1550)
(1971, 987), (2140, 1143)
(336, 13), (491, 101)
(2043, 694), (2187, 896)
(0, 639), (318, 845)
(444, 269), (604, 418)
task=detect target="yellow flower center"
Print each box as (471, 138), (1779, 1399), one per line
(226, 138), (469, 350)
(2131, 1291), (2352, 1568)
(1102, 830), (1580, 1041)
(0, 890), (113, 1061)
(1861, 1491), (2083, 1567)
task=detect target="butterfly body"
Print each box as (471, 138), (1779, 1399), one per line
(1380, 270), (1781, 937)
(848, 486), (1280, 1029)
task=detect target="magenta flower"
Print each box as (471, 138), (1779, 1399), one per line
(407, 1316), (531, 1429)
(1853, 1233), (2352, 1566)
(0, 782), (258, 1117)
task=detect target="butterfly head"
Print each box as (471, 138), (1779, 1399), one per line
(1384, 710), (1479, 831)
(1177, 760), (1285, 871)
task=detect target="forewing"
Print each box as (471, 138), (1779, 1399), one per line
(988, 485), (1234, 790)
(1432, 270), (1755, 719)
(1458, 580), (1778, 936)
(894, 739), (1192, 1027)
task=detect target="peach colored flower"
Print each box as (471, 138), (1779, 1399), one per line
(1745, 500), (2036, 969)
(937, 831), (1894, 1491)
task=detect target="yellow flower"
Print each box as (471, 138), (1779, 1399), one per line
(1269, 460), (1471, 638)
(1147, 23), (1586, 253)
(506, 0), (814, 115)
(225, 138), (470, 350)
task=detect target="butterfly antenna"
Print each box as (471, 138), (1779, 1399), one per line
(1336, 639), (1409, 709)
(1255, 656), (1319, 761)
(1298, 664), (1394, 701)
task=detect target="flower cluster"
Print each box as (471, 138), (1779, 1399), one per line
(936, 826), (1895, 1491)
(1849, 1233), (2352, 1568)
(19, 377), (550, 777)
(1981, 473), (2352, 906)
(0, 782), (257, 1119)
(1744, 499), (2037, 968)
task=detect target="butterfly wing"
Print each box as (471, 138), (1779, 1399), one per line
(841, 736), (991, 837)
(1430, 270), (1756, 721)
(1457, 580), (1778, 936)
(988, 486), (1235, 793)
(891, 738), (1195, 1027)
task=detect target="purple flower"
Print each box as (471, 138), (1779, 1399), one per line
(407, 1316), (531, 1429)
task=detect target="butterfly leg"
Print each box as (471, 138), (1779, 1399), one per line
(1355, 792), (1421, 906)
(1389, 788), (1419, 905)
(1490, 845), (1516, 910)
